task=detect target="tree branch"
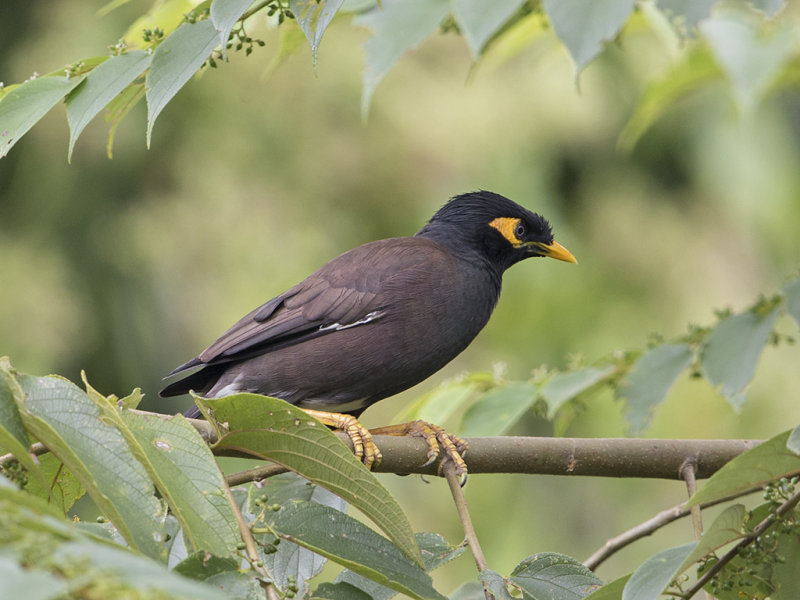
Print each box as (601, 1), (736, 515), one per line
(216, 434), (760, 481)
(680, 484), (800, 599)
(583, 485), (765, 570)
(1, 409), (761, 481)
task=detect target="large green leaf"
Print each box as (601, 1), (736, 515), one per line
(210, 0), (254, 52)
(395, 379), (481, 425)
(116, 409), (241, 557)
(542, 0), (635, 72)
(700, 307), (779, 409)
(678, 504), (747, 571)
(66, 51), (151, 161)
(146, 19), (220, 145)
(540, 366), (615, 418)
(15, 374), (166, 561)
(0, 75), (84, 157)
(288, 0), (345, 66)
(701, 9), (796, 112)
(622, 542), (697, 600)
(353, 0), (449, 117)
(0, 361), (49, 495)
(250, 473), (346, 596)
(0, 556), (69, 600)
(509, 553), (602, 600)
(270, 502), (446, 600)
(334, 532), (465, 600)
(452, 0), (526, 58)
(51, 540), (230, 600)
(656, 0), (718, 33)
(312, 582), (374, 600)
(688, 429), (800, 507)
(584, 575), (632, 600)
(783, 276), (800, 331)
(201, 393), (423, 565)
(460, 382), (537, 436)
(617, 48), (721, 151)
(618, 344), (693, 434)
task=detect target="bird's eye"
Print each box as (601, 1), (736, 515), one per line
(514, 222), (526, 240)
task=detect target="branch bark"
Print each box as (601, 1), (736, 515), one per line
(215, 433), (760, 482)
(0, 409), (761, 481)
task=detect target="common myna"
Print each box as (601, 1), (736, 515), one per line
(161, 191), (576, 477)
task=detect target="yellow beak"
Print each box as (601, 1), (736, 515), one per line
(537, 240), (577, 264)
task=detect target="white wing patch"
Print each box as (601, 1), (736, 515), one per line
(318, 310), (385, 332)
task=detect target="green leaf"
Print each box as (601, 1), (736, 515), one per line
(270, 501), (447, 600)
(312, 582), (374, 600)
(460, 381), (537, 436)
(679, 504), (747, 571)
(0, 75), (84, 158)
(542, 0), (635, 73)
(621, 542), (697, 600)
(584, 574), (632, 600)
(479, 570), (515, 600)
(0, 556), (69, 600)
(23, 453), (86, 514)
(0, 361), (50, 495)
(395, 380), (480, 425)
(656, 0), (718, 33)
(773, 528), (800, 600)
(688, 429), (800, 506)
(452, 0), (526, 58)
(210, 0), (254, 53)
(173, 551), (240, 580)
(783, 277), (800, 331)
(255, 474), (346, 596)
(334, 532), (464, 600)
(104, 82), (145, 158)
(202, 393), (423, 566)
(146, 19), (220, 145)
(203, 571), (263, 600)
(540, 366), (615, 418)
(450, 581), (488, 600)
(618, 344), (693, 434)
(700, 306), (779, 409)
(700, 9), (796, 112)
(416, 532), (466, 571)
(617, 47), (721, 151)
(353, 0), (450, 118)
(15, 374), (166, 561)
(510, 553), (602, 600)
(288, 0), (345, 67)
(117, 410), (241, 557)
(52, 540), (230, 600)
(787, 423), (800, 455)
(66, 51), (150, 162)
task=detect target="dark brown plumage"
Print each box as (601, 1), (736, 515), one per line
(161, 191), (575, 472)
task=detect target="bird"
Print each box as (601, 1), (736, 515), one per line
(160, 190), (576, 479)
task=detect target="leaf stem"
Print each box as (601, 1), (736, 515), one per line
(442, 460), (494, 600)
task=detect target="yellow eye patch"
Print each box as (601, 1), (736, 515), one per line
(489, 217), (524, 246)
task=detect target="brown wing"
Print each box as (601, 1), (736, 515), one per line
(168, 238), (435, 375)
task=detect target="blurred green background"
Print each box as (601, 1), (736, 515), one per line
(2, 0), (800, 591)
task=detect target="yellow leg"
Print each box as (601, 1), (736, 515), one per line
(301, 409), (382, 470)
(369, 420), (469, 484)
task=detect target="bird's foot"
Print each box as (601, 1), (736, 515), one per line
(301, 409), (382, 469)
(370, 420), (469, 485)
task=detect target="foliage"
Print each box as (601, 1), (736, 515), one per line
(3, 1), (800, 599)
(2, 274), (800, 597)
(1, 0), (799, 159)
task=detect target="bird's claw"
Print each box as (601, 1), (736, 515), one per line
(301, 409), (382, 470)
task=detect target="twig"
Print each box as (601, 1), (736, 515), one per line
(442, 460), (494, 600)
(680, 459), (704, 540)
(583, 485), (764, 570)
(221, 478), (279, 600)
(680, 484), (800, 599)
